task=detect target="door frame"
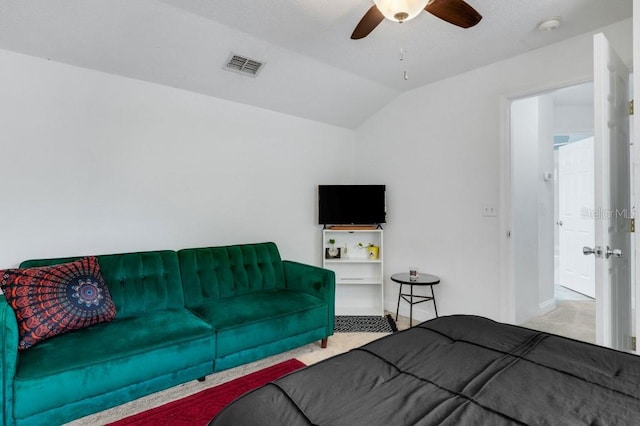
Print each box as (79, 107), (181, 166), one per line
(498, 74), (593, 324)
(633, 0), (640, 351)
(498, 76), (593, 325)
(499, 75), (638, 352)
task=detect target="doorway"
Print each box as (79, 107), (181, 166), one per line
(510, 82), (596, 342)
(501, 30), (637, 353)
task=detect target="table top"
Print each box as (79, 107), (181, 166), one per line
(391, 273), (440, 285)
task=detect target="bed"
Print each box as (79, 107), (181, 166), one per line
(209, 315), (640, 425)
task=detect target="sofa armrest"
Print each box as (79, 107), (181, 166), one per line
(282, 261), (335, 336)
(0, 295), (18, 425)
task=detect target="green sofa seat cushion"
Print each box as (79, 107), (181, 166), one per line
(13, 309), (214, 419)
(191, 289), (327, 358)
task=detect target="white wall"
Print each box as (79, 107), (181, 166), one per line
(0, 49), (354, 269)
(355, 18), (632, 323)
(506, 93), (555, 325)
(555, 104), (594, 135)
(511, 96), (544, 323)
(537, 95), (556, 314)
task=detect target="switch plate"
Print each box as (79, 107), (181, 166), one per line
(482, 204), (497, 217)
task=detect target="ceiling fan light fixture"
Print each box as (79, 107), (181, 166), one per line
(373, 0), (430, 23)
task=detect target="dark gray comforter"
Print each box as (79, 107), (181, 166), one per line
(210, 315), (640, 425)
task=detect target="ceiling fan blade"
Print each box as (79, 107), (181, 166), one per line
(351, 6), (385, 39)
(425, 0), (482, 29)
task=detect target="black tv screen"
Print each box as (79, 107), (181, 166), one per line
(318, 185), (386, 225)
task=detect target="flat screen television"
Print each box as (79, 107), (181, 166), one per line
(318, 185), (386, 225)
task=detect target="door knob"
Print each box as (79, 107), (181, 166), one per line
(605, 246), (623, 259)
(583, 246), (603, 257)
(557, 220), (563, 226)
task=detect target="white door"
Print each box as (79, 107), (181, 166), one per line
(559, 137), (595, 298)
(593, 33), (632, 350)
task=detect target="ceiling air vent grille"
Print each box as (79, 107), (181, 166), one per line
(224, 54), (264, 77)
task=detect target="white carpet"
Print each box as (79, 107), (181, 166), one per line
(522, 300), (595, 344)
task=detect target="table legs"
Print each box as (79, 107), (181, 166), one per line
(395, 283), (439, 327)
(430, 285), (438, 318)
(395, 283), (403, 322)
(410, 283), (414, 326)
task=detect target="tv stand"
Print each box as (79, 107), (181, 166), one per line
(322, 227), (384, 316)
(328, 225), (378, 230)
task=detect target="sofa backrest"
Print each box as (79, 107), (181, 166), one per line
(178, 242), (285, 308)
(20, 250), (184, 319)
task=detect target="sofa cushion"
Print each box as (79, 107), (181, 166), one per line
(20, 250), (185, 319)
(13, 308), (214, 419)
(191, 289), (327, 358)
(178, 243), (286, 308)
(0, 256), (116, 350)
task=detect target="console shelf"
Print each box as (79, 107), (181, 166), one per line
(322, 228), (384, 316)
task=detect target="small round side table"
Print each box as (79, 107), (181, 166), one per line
(391, 272), (440, 327)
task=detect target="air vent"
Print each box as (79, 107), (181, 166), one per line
(224, 54), (264, 77)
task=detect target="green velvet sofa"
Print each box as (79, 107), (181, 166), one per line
(0, 242), (334, 426)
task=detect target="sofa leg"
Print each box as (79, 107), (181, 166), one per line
(198, 377), (206, 382)
(321, 337), (328, 348)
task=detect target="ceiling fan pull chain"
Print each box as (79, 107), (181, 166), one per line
(399, 48), (409, 80)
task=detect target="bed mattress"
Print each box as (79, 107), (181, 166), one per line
(210, 315), (640, 425)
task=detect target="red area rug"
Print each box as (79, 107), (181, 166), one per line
(108, 359), (306, 426)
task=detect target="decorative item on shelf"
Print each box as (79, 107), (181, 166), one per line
(326, 239), (341, 259)
(358, 243), (380, 259)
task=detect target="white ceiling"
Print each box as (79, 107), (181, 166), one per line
(0, 0), (632, 128)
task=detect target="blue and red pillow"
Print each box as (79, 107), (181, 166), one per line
(0, 256), (116, 350)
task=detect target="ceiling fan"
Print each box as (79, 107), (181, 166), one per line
(351, 0), (482, 39)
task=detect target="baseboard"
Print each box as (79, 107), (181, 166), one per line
(538, 298), (556, 316)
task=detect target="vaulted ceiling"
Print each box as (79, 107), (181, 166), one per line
(0, 0), (632, 128)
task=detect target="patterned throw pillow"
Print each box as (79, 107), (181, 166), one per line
(0, 256), (117, 350)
